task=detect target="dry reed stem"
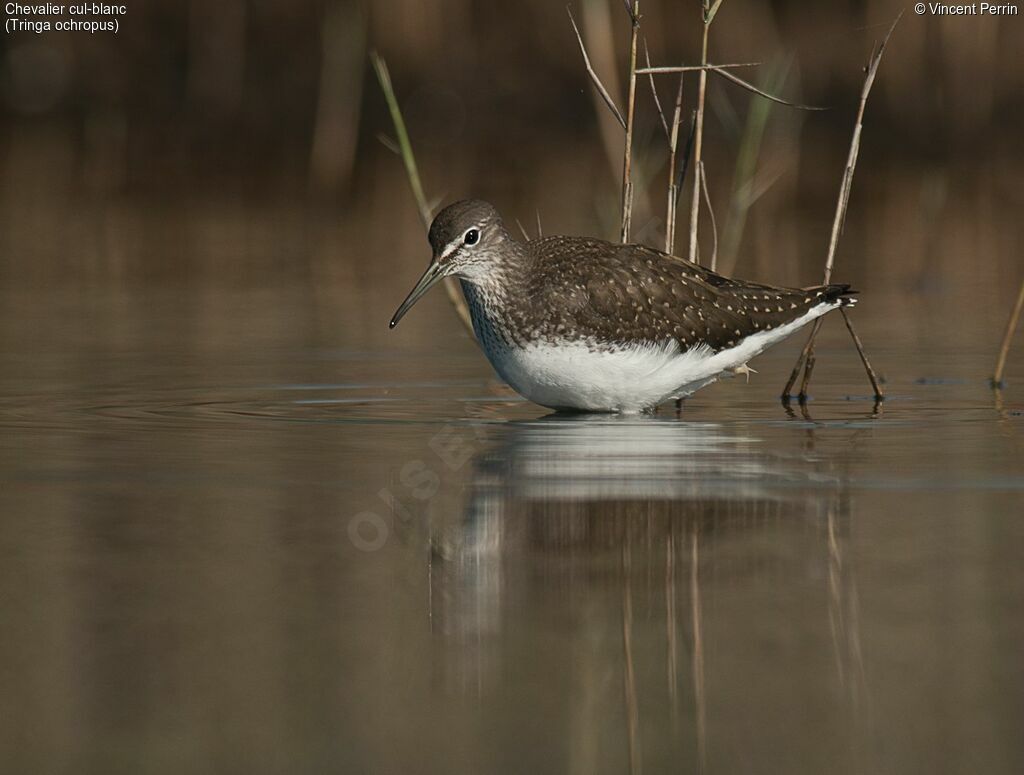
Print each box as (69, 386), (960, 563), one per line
(798, 345), (817, 397)
(571, 0), (637, 201)
(797, 314), (885, 407)
(620, 1), (640, 243)
(698, 160), (718, 271)
(677, 109), (697, 207)
(643, 63), (826, 113)
(665, 74), (685, 253)
(635, 62), (758, 74)
(709, 67), (825, 111)
(705, 0), (725, 24)
(687, 20), (711, 265)
(643, 40), (670, 141)
(690, 528), (707, 773)
(642, 36), (686, 254)
(840, 308), (884, 396)
(567, 8), (626, 130)
(621, 542), (641, 775)
(665, 532), (678, 712)
(370, 51), (473, 333)
(535, 209), (544, 239)
(781, 15), (900, 401)
(992, 277), (1024, 387)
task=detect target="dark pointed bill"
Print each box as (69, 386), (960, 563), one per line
(389, 261), (447, 328)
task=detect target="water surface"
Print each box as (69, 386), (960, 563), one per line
(0, 286), (1022, 774)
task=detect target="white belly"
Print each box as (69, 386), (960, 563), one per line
(488, 340), (713, 412)
(478, 303), (838, 413)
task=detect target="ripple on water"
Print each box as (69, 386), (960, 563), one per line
(0, 368), (1019, 436)
(0, 379), (536, 431)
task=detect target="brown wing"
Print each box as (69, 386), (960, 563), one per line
(529, 237), (854, 352)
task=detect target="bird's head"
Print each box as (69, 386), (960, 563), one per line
(389, 199), (514, 328)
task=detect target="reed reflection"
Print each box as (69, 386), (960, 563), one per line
(427, 414), (865, 773)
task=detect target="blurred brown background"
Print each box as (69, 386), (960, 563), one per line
(0, 0), (1022, 347)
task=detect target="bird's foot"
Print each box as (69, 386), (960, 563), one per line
(729, 364), (758, 382)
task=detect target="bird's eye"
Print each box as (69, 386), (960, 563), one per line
(464, 229), (480, 246)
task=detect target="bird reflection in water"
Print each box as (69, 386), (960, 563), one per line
(425, 414), (866, 774)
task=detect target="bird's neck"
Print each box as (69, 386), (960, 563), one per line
(461, 276), (512, 344)
(459, 270), (528, 349)
(457, 237), (532, 346)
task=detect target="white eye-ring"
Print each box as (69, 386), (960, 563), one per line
(463, 228), (480, 246)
